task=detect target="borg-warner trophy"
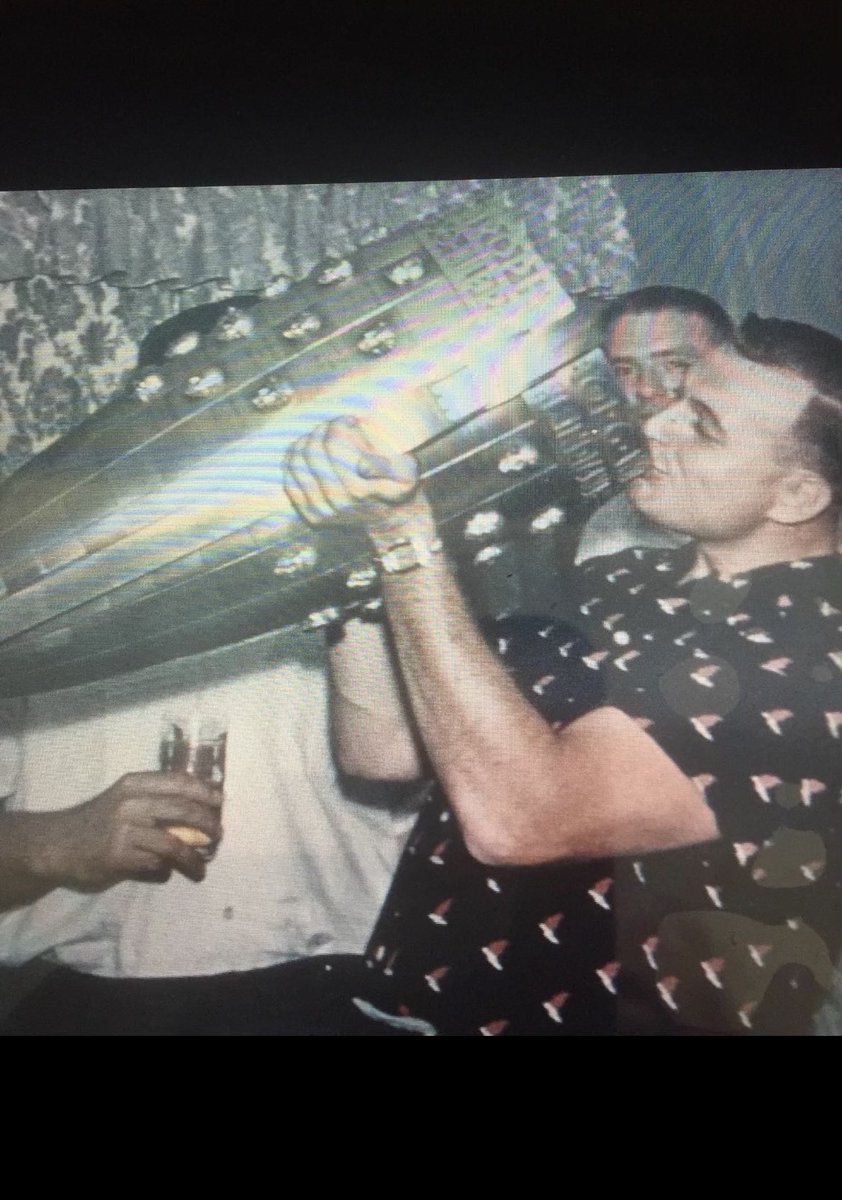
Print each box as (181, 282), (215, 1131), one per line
(0, 198), (644, 697)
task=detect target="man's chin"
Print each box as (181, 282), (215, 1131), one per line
(628, 476), (686, 531)
(628, 472), (661, 511)
(638, 400), (675, 421)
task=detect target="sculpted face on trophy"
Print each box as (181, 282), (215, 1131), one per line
(215, 306), (256, 341)
(281, 311), (323, 340)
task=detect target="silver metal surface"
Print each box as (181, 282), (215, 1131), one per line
(0, 198), (641, 696)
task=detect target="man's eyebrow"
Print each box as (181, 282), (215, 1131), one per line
(609, 345), (700, 363)
(649, 345), (699, 359)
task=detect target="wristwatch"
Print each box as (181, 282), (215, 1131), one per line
(375, 535), (444, 575)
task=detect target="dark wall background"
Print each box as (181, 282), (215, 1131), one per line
(615, 169), (842, 337)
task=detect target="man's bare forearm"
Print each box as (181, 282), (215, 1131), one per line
(328, 617), (424, 781)
(374, 507), (717, 864)
(0, 811), (64, 910)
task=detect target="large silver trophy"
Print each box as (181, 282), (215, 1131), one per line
(0, 198), (643, 696)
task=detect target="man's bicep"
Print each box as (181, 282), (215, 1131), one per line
(554, 706), (720, 858)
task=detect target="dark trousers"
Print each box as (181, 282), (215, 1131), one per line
(0, 955), (397, 1036)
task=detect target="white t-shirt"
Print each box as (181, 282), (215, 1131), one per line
(0, 630), (416, 978)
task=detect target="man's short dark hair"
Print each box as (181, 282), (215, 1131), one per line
(739, 314), (842, 508)
(600, 286), (735, 346)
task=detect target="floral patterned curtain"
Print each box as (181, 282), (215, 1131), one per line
(0, 178), (637, 479)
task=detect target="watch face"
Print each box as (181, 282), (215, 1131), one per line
(380, 541), (418, 574)
(379, 537), (443, 575)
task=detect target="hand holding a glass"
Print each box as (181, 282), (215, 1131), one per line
(38, 770), (223, 891)
(159, 712), (228, 861)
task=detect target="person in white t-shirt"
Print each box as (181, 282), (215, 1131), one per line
(0, 302), (416, 1035)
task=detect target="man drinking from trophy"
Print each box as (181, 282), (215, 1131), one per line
(283, 318), (842, 1036)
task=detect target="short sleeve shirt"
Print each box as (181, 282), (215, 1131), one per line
(361, 545), (842, 1035)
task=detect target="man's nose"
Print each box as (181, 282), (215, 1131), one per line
(634, 362), (675, 407)
(642, 400), (689, 442)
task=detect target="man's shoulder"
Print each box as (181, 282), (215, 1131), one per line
(574, 541), (695, 583)
(484, 545), (695, 651)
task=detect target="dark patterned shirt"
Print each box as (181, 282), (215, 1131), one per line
(359, 544), (842, 1035)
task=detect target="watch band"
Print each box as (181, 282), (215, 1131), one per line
(375, 535), (444, 575)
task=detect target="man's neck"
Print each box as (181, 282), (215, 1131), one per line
(692, 519), (839, 581)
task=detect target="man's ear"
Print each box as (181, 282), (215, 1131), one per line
(768, 467), (833, 525)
